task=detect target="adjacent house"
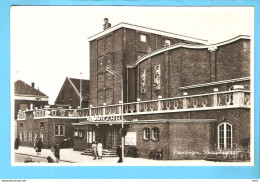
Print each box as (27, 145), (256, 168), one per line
(54, 77), (90, 109)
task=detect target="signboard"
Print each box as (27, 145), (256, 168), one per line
(86, 115), (124, 122)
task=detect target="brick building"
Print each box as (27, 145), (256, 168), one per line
(14, 80), (49, 139)
(17, 22), (251, 160)
(54, 77), (90, 109)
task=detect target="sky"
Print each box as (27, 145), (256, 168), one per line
(10, 6), (254, 104)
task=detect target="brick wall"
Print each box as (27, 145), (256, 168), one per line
(17, 111), (79, 149)
(136, 39), (250, 100)
(89, 27), (202, 106)
(55, 78), (81, 109)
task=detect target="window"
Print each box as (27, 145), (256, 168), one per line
(218, 123), (232, 150)
(29, 131), (32, 143)
(34, 131), (38, 141)
(164, 39), (171, 46)
(40, 130), (44, 140)
(78, 129), (83, 138)
(40, 121), (44, 128)
(24, 131), (27, 142)
(152, 128), (159, 140)
(125, 132), (137, 145)
(54, 125), (65, 136)
(74, 129), (79, 137)
(140, 34), (147, 42)
(86, 131), (95, 143)
(143, 128), (150, 140)
(20, 132), (23, 142)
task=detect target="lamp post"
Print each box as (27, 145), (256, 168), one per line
(106, 67), (124, 163)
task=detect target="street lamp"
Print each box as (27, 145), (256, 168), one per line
(80, 72), (82, 108)
(106, 67), (124, 163)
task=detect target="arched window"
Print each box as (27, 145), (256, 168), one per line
(143, 128), (150, 140)
(218, 122), (232, 150)
(78, 129), (83, 138)
(152, 128), (159, 140)
(74, 129), (79, 137)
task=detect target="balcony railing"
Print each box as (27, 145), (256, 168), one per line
(17, 90), (250, 120)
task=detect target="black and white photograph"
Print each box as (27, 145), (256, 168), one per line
(11, 6), (254, 165)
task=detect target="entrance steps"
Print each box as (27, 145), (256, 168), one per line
(81, 148), (118, 157)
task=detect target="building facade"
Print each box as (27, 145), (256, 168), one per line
(15, 80), (49, 139)
(17, 23), (251, 160)
(54, 77), (90, 109)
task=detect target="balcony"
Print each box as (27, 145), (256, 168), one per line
(17, 89), (250, 121)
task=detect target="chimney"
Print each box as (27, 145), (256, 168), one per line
(31, 82), (35, 88)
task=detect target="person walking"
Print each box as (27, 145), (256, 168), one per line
(36, 138), (43, 155)
(116, 145), (122, 163)
(54, 142), (60, 160)
(97, 141), (103, 159)
(14, 138), (20, 150)
(92, 141), (97, 160)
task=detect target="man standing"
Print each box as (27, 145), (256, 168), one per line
(116, 145), (122, 163)
(103, 18), (111, 30)
(92, 141), (97, 160)
(97, 141), (103, 159)
(54, 142), (60, 160)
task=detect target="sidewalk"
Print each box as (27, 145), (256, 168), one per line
(14, 146), (248, 165)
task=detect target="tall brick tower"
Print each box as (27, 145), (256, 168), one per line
(88, 22), (207, 106)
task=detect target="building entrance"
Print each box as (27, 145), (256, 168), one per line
(94, 125), (121, 149)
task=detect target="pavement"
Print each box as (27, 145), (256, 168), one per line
(14, 146), (250, 166)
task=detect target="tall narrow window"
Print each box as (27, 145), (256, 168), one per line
(20, 132), (23, 142)
(152, 128), (159, 140)
(218, 123), (232, 150)
(29, 131), (32, 143)
(24, 131), (27, 142)
(143, 128), (150, 140)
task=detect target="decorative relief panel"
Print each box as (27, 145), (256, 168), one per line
(105, 54), (113, 69)
(140, 69), (146, 93)
(105, 35), (112, 54)
(97, 39), (105, 56)
(105, 89), (113, 105)
(97, 56), (105, 73)
(97, 90), (104, 106)
(105, 72), (113, 87)
(97, 73), (105, 89)
(154, 64), (161, 90)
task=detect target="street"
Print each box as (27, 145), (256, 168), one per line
(15, 153), (71, 163)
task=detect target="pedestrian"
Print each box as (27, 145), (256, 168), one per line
(14, 138), (20, 150)
(36, 138), (43, 155)
(97, 141), (103, 159)
(116, 145), (122, 163)
(54, 142), (60, 160)
(34, 136), (38, 149)
(92, 141), (97, 160)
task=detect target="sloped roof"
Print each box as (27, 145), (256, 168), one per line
(14, 80), (47, 96)
(69, 78), (90, 99)
(88, 22), (208, 44)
